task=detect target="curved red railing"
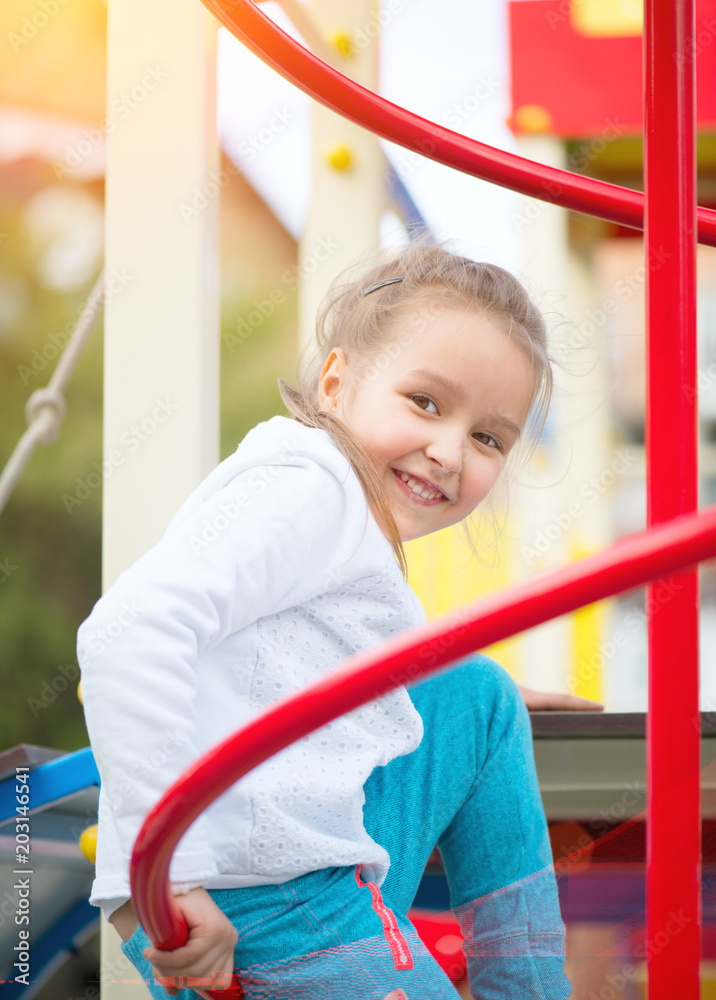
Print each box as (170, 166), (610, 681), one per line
(132, 504), (716, 994)
(197, 0), (716, 245)
(128, 2), (705, 998)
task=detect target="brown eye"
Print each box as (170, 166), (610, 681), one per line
(474, 432), (502, 451)
(410, 394), (438, 413)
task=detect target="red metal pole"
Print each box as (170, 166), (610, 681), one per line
(197, 0), (716, 245)
(644, 1), (701, 997)
(131, 502), (716, 961)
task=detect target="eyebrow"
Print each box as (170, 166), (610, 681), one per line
(406, 369), (465, 401)
(405, 368), (522, 439)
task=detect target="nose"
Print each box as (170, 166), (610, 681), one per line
(425, 429), (463, 475)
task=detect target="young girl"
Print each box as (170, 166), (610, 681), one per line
(79, 243), (572, 999)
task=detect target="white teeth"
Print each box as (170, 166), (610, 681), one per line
(397, 471), (442, 501)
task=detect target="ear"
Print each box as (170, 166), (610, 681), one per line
(316, 348), (348, 414)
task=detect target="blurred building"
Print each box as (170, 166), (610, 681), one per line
(502, 0), (716, 709)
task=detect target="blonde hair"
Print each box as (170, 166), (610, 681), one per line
(278, 241), (553, 578)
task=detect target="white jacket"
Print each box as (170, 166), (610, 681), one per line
(78, 416), (425, 920)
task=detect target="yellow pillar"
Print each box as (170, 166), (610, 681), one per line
(299, 0), (383, 352)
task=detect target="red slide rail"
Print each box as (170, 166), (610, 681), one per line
(129, 2), (707, 997)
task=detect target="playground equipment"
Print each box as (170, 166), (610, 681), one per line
(0, 747), (101, 996)
(115, 4), (713, 999)
(2, 0), (710, 996)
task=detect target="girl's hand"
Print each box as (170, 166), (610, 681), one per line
(142, 887), (238, 998)
(517, 684), (604, 712)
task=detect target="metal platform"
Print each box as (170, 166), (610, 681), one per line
(530, 710), (716, 821)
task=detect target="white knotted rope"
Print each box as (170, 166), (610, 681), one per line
(0, 270), (105, 517)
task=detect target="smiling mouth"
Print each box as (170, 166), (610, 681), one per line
(391, 468), (448, 503)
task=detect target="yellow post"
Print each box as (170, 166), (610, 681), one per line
(298, 0), (383, 352)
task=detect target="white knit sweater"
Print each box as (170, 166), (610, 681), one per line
(78, 416), (425, 920)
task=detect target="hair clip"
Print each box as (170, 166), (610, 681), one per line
(362, 276), (405, 296)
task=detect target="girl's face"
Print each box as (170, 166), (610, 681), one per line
(317, 302), (537, 542)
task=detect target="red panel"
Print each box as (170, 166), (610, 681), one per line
(509, 0), (716, 136)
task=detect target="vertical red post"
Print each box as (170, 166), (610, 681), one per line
(644, 0), (701, 997)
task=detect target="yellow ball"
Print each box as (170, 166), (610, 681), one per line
(77, 681), (83, 705)
(79, 824), (98, 863)
(513, 104), (553, 134)
(326, 144), (353, 171)
(328, 31), (353, 58)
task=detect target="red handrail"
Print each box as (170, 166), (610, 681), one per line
(132, 504), (716, 991)
(198, 0), (716, 246)
(644, 2), (700, 996)
(127, 5), (711, 998)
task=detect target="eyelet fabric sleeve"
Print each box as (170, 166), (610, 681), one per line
(79, 417), (424, 907)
